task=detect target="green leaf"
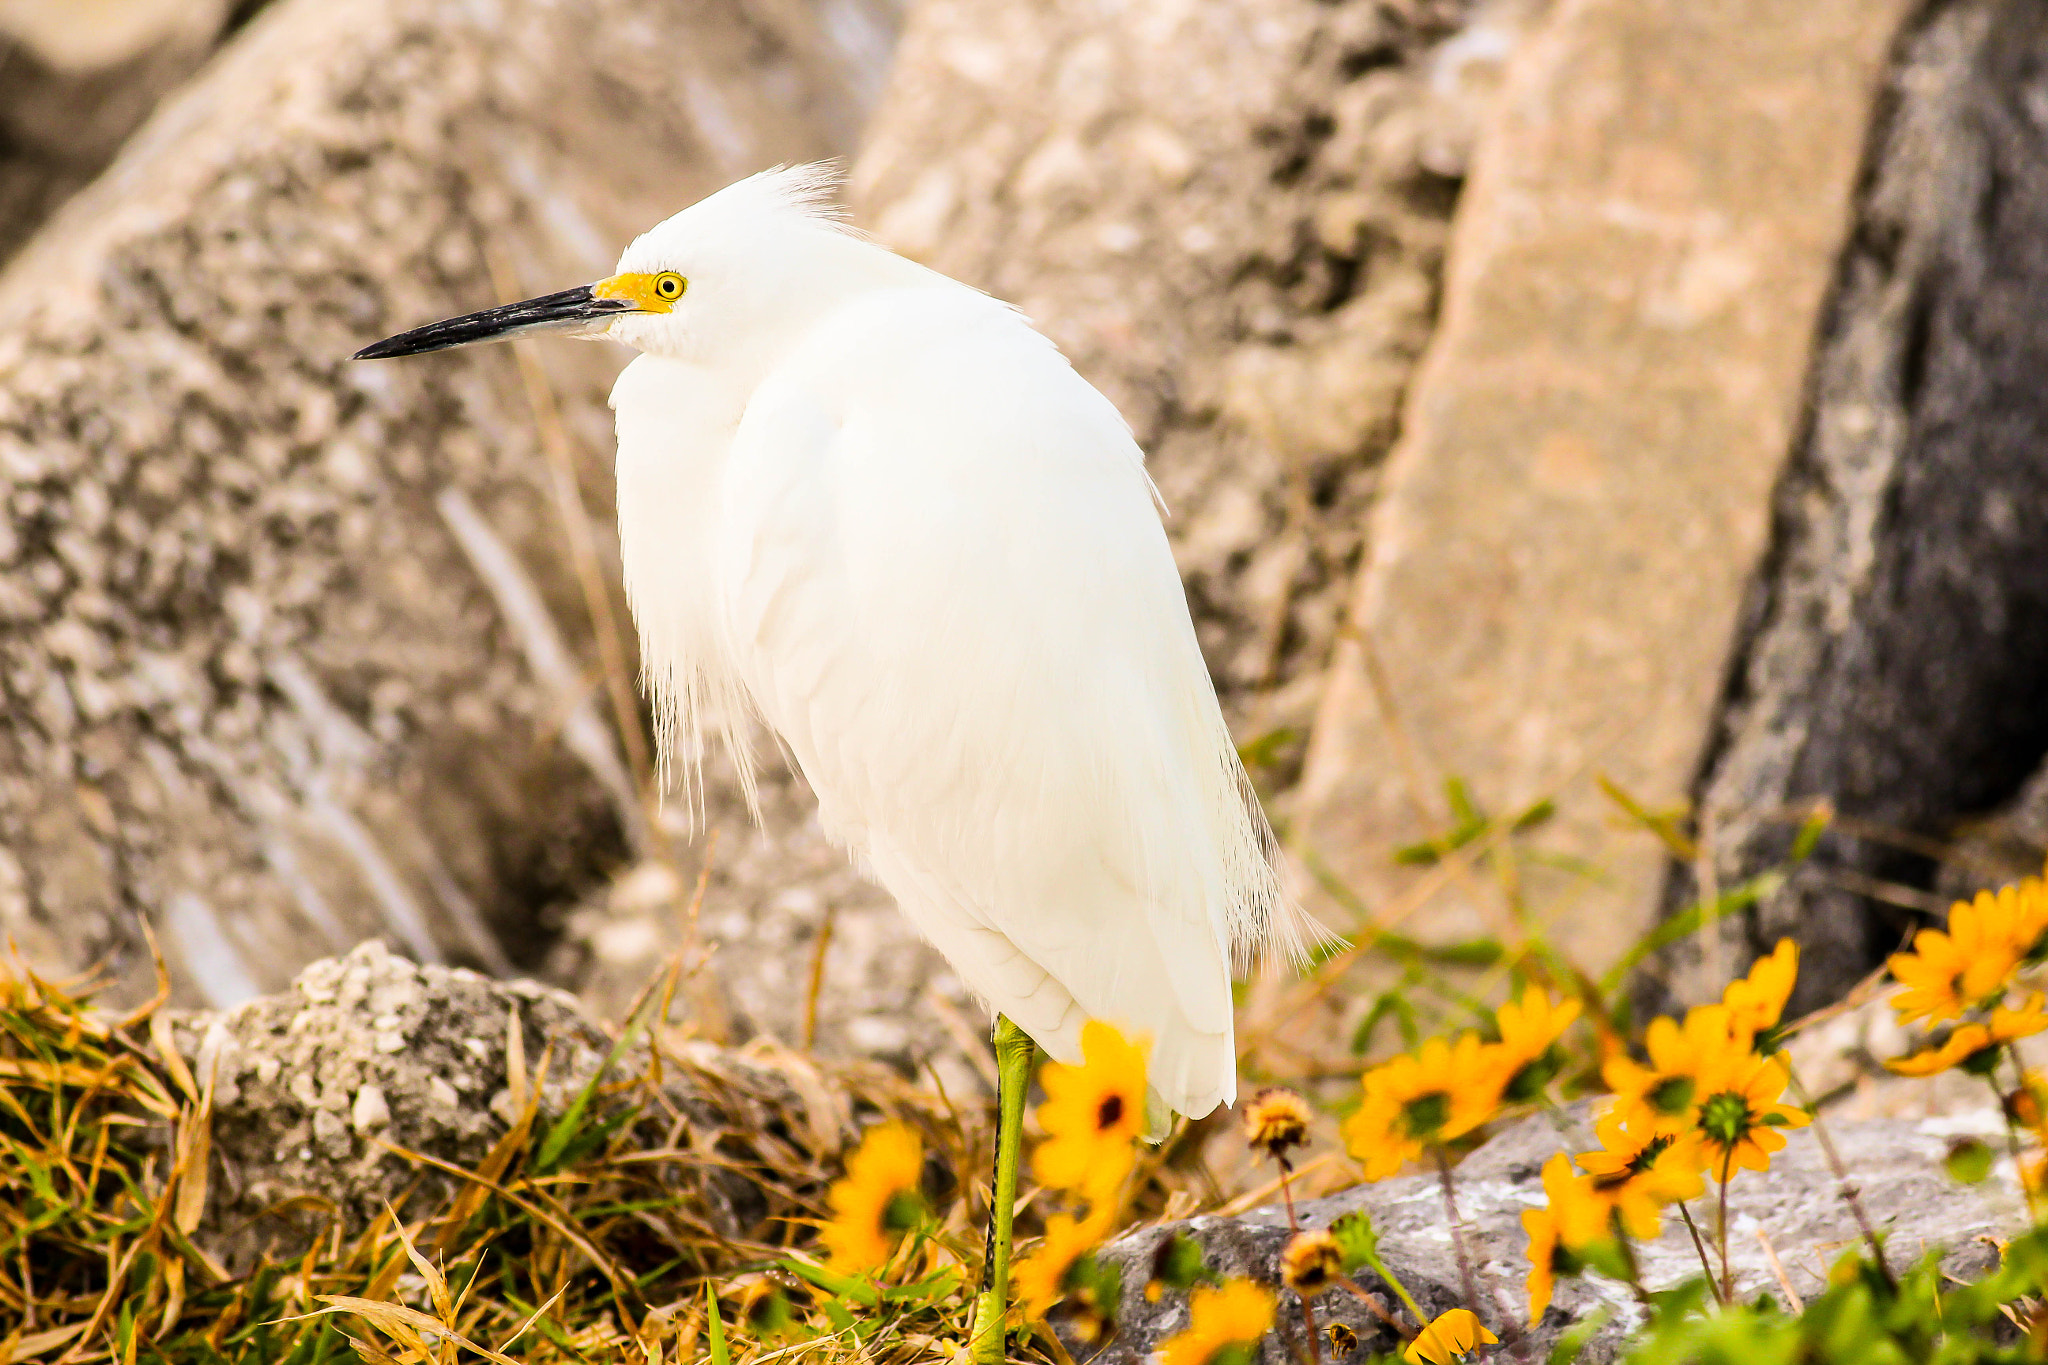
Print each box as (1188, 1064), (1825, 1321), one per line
(1351, 988), (1419, 1056)
(1327, 1211), (1424, 1325)
(1595, 775), (1694, 860)
(1788, 807), (1831, 863)
(1547, 1306), (1611, 1365)
(1147, 1234), (1210, 1292)
(705, 1281), (730, 1365)
(1237, 727), (1302, 769)
(1328, 1210), (1380, 1277)
(533, 1015), (645, 1175)
(779, 1254), (881, 1307)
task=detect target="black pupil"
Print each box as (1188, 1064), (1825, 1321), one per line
(1097, 1094), (1124, 1129)
(659, 277), (678, 295)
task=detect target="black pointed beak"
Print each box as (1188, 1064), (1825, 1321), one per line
(353, 284), (636, 359)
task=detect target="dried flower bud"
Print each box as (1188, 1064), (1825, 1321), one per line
(2008, 1078), (2045, 1131)
(1243, 1087), (1313, 1159)
(1281, 1229), (1344, 1296)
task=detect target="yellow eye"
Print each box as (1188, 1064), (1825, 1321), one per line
(653, 272), (686, 300)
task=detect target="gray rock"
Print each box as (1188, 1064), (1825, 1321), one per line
(172, 940), (887, 1256)
(1083, 1107), (2018, 1363)
(1937, 763), (2048, 903)
(1667, 0), (2048, 1011)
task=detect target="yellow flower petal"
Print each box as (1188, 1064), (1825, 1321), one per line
(1404, 1309), (1499, 1365)
(1158, 1279), (1275, 1365)
(1722, 939), (1798, 1046)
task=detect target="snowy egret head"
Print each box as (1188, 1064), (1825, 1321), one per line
(353, 166), (883, 369)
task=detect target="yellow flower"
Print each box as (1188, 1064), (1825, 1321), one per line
(1890, 893), (2029, 1025)
(1495, 987), (1580, 1101)
(1344, 1033), (1504, 1180)
(1280, 1229), (1343, 1296)
(1158, 1279), (1275, 1365)
(1978, 875), (2048, 964)
(1034, 1020), (1149, 1201)
(1602, 1005), (1742, 1134)
(1723, 939), (1798, 1051)
(1404, 1309), (1498, 1365)
(1014, 1210), (1110, 1319)
(820, 1121), (924, 1269)
(1243, 1087), (1313, 1160)
(1575, 1111), (1705, 1239)
(1521, 1153), (1607, 1325)
(1692, 1050), (1809, 1177)
(1887, 994), (2048, 1077)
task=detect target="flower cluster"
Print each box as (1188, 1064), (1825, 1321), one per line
(1519, 942), (1808, 1321)
(1887, 871), (2048, 1077)
(1344, 986), (1580, 1180)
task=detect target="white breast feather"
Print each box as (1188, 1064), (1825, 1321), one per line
(673, 285), (1310, 1118)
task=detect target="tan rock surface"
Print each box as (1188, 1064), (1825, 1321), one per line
(0, 0), (877, 1008)
(1296, 0), (1915, 982)
(0, 1), (234, 263)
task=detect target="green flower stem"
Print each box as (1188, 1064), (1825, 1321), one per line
(1717, 1159), (1733, 1305)
(1676, 1203), (1724, 1305)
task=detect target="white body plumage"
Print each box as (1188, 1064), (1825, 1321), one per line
(601, 167), (1306, 1120)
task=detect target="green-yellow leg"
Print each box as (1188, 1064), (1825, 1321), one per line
(971, 1015), (1035, 1365)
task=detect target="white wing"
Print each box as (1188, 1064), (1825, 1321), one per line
(713, 286), (1287, 1117)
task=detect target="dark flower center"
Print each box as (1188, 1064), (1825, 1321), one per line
(1400, 1091), (1451, 1139)
(1698, 1090), (1752, 1147)
(1627, 1134), (1673, 1175)
(881, 1188), (924, 1233)
(1504, 1050), (1560, 1103)
(1648, 1075), (1695, 1116)
(1962, 1043), (2004, 1078)
(1097, 1093), (1125, 1131)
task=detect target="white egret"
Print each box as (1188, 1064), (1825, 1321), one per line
(356, 164), (1315, 1358)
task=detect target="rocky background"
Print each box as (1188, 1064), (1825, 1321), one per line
(5, 0), (2048, 1136)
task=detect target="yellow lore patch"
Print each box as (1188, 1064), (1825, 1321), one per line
(593, 270), (687, 313)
